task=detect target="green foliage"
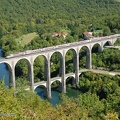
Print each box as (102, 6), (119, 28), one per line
(0, 0), (120, 82)
(0, 0), (120, 119)
(103, 26), (111, 36)
(92, 49), (120, 71)
(0, 70), (120, 119)
(0, 0), (120, 56)
(114, 38), (120, 45)
(78, 92), (105, 119)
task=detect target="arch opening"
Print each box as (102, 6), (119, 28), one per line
(79, 46), (89, 69)
(104, 41), (112, 47)
(66, 76), (76, 88)
(15, 59), (30, 89)
(65, 49), (76, 74)
(50, 52), (62, 78)
(92, 43), (103, 69)
(92, 43), (102, 53)
(34, 55), (46, 83)
(51, 80), (62, 92)
(34, 85), (46, 99)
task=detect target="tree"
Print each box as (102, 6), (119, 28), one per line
(103, 26), (111, 36)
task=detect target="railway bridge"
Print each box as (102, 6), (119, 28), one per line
(0, 34), (120, 98)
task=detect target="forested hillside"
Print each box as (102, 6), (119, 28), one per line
(0, 0), (120, 55)
(0, 1), (120, 119)
(0, 71), (120, 119)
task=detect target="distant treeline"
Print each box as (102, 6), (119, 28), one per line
(0, 0), (120, 56)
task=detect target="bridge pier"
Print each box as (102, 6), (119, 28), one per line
(74, 51), (79, 85)
(61, 51), (66, 93)
(28, 63), (34, 92)
(86, 49), (92, 69)
(98, 45), (103, 52)
(0, 34), (119, 99)
(46, 56), (51, 99)
(9, 67), (15, 88)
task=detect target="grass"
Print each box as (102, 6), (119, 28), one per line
(15, 32), (39, 47)
(22, 32), (38, 45)
(115, 0), (120, 2)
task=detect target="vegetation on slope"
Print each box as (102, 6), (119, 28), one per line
(0, 1), (120, 119)
(0, 71), (120, 119)
(0, 0), (120, 56)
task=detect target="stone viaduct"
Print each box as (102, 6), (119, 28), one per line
(0, 34), (120, 98)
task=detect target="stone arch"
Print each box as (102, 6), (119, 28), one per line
(91, 43), (103, 53)
(65, 47), (77, 56)
(15, 58), (31, 88)
(79, 45), (91, 69)
(65, 48), (77, 74)
(91, 43), (103, 69)
(103, 41), (112, 46)
(65, 74), (75, 81)
(33, 53), (48, 63)
(51, 79), (61, 85)
(14, 57), (31, 67)
(34, 85), (47, 98)
(51, 79), (62, 93)
(65, 76), (76, 87)
(49, 51), (63, 78)
(33, 54), (48, 82)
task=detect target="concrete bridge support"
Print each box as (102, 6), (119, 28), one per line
(0, 34), (119, 99)
(59, 54), (63, 77)
(28, 62), (34, 92)
(9, 61), (16, 88)
(9, 66), (15, 88)
(46, 55), (51, 98)
(61, 51), (66, 93)
(86, 49), (92, 69)
(98, 45), (103, 52)
(74, 51), (79, 85)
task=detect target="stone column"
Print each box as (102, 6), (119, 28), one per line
(46, 54), (51, 98)
(98, 45), (103, 52)
(9, 62), (15, 88)
(28, 62), (34, 92)
(112, 38), (117, 45)
(57, 54), (63, 92)
(59, 55), (62, 77)
(75, 52), (79, 85)
(61, 51), (66, 93)
(44, 58), (47, 81)
(86, 49), (92, 69)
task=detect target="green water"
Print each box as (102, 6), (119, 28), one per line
(35, 87), (81, 106)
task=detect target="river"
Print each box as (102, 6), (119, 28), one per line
(0, 49), (81, 106)
(0, 49), (9, 85)
(35, 87), (81, 106)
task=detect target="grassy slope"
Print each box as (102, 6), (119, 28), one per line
(15, 32), (38, 47)
(22, 32), (38, 45)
